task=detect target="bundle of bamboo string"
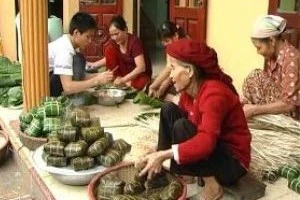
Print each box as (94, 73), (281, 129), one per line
(132, 112), (300, 181)
(248, 114), (300, 180)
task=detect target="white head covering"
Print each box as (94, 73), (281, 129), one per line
(251, 15), (287, 38)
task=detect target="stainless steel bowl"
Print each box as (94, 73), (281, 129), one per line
(94, 88), (126, 106)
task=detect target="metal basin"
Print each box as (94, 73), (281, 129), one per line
(94, 88), (126, 106)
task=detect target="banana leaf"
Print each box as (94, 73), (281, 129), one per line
(7, 86), (23, 106)
(133, 92), (163, 108)
(0, 56), (21, 74)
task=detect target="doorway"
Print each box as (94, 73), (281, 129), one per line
(136, 0), (169, 76)
(136, 0), (208, 76)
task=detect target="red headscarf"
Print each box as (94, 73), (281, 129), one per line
(166, 39), (237, 94)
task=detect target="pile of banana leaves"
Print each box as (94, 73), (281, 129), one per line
(133, 92), (163, 108)
(0, 56), (23, 107)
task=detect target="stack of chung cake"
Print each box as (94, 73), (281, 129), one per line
(97, 170), (183, 200)
(19, 96), (72, 138)
(43, 107), (131, 171)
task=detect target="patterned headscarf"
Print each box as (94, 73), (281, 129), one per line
(251, 15), (287, 38)
(166, 39), (237, 94)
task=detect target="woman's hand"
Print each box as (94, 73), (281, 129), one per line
(148, 84), (159, 97)
(113, 76), (125, 85)
(243, 104), (258, 119)
(139, 151), (164, 180)
(134, 145), (157, 170)
(157, 82), (170, 98)
(149, 83), (168, 98)
(134, 156), (147, 171)
(138, 150), (173, 180)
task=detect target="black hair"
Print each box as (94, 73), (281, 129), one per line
(109, 15), (128, 31)
(69, 12), (97, 35)
(192, 65), (206, 81)
(158, 21), (186, 40)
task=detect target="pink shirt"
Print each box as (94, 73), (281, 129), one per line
(266, 42), (300, 106)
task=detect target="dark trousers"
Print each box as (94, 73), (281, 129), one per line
(158, 102), (246, 185)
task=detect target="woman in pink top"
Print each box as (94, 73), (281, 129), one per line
(243, 15), (300, 120)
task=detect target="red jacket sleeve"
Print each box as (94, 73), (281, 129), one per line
(178, 90), (230, 164)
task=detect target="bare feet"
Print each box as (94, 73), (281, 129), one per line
(200, 176), (223, 200)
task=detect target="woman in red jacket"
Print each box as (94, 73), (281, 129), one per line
(136, 39), (251, 200)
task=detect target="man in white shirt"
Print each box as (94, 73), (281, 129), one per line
(49, 12), (113, 96)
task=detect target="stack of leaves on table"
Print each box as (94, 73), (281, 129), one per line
(0, 56), (23, 107)
(97, 170), (183, 200)
(42, 107), (131, 171)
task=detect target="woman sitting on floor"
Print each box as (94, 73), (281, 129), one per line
(242, 15), (300, 120)
(136, 39), (251, 200)
(148, 21), (187, 101)
(87, 15), (152, 91)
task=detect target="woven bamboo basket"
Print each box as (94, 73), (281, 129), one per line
(0, 130), (9, 163)
(88, 162), (187, 200)
(10, 120), (47, 150)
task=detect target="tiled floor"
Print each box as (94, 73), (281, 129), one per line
(0, 150), (32, 200)
(259, 178), (300, 200)
(186, 178), (300, 200)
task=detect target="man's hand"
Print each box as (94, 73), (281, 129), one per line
(86, 61), (99, 70)
(95, 71), (114, 85)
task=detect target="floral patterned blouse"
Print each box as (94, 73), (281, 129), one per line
(265, 41), (300, 118)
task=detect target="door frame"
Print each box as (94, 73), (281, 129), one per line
(269, 0), (300, 29)
(169, 0), (207, 42)
(136, 0), (141, 37)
